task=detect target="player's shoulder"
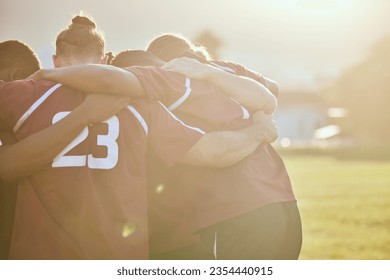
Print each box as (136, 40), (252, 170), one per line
(0, 79), (57, 93)
(0, 79), (34, 93)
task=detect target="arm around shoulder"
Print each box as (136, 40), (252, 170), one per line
(29, 65), (146, 98)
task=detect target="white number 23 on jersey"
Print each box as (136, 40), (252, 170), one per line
(51, 112), (119, 169)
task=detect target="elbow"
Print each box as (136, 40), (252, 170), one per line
(264, 95), (277, 115)
(264, 79), (279, 97)
(268, 82), (280, 97)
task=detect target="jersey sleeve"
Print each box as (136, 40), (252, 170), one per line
(146, 101), (204, 167)
(0, 80), (35, 131)
(0, 80), (54, 131)
(125, 66), (165, 101)
(125, 66), (189, 108)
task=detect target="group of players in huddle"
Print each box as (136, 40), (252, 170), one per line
(0, 13), (302, 260)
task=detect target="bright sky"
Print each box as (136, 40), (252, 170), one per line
(1, 0), (389, 91)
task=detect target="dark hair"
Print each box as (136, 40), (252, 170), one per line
(55, 14), (105, 60)
(146, 33), (210, 62)
(111, 50), (165, 67)
(0, 40), (41, 79)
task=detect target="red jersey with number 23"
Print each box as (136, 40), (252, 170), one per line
(0, 79), (203, 259)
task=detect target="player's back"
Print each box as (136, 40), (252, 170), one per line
(0, 80), (150, 259)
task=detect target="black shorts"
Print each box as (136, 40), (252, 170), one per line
(198, 201), (302, 260)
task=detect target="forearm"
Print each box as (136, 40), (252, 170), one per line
(0, 108), (89, 182)
(207, 69), (277, 114)
(180, 124), (265, 168)
(36, 65), (145, 98)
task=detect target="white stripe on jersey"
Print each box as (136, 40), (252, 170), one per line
(127, 105), (148, 135)
(168, 78), (191, 111)
(13, 83), (62, 133)
(158, 101), (205, 135)
(209, 62), (235, 73)
(208, 62), (251, 120)
(242, 106), (250, 120)
(229, 97), (250, 120)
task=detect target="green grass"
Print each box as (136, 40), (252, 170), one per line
(280, 149), (390, 260)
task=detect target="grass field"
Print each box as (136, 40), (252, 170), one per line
(279, 148), (390, 260)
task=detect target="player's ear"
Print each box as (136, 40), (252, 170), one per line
(52, 55), (62, 68)
(10, 68), (23, 81)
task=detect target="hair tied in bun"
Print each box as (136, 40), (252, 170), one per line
(71, 15), (96, 29)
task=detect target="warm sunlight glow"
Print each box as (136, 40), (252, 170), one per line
(259, 0), (364, 19)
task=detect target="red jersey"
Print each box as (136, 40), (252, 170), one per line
(0, 80), (203, 259)
(127, 66), (296, 252)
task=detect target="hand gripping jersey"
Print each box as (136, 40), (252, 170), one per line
(0, 80), (203, 259)
(127, 66), (296, 253)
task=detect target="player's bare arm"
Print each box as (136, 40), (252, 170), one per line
(161, 57), (277, 114)
(0, 94), (129, 182)
(29, 65), (146, 98)
(180, 112), (278, 168)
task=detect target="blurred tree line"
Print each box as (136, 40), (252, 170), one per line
(322, 36), (390, 146)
